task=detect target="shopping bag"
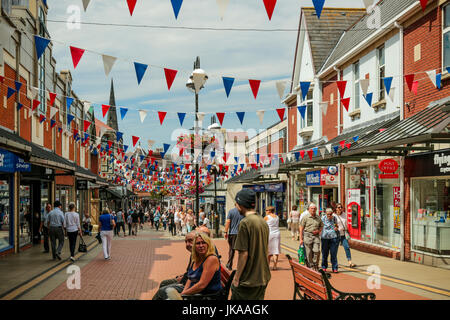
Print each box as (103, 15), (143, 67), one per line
(78, 236), (87, 253)
(95, 232), (102, 244)
(297, 245), (306, 265)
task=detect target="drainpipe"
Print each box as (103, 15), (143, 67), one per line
(333, 66), (341, 135)
(15, 30), (21, 134)
(395, 21), (405, 261)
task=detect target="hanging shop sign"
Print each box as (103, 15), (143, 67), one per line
(407, 150), (450, 177)
(393, 186), (401, 234)
(76, 180), (88, 190)
(378, 159), (399, 179)
(0, 148), (31, 173)
(264, 183), (284, 193)
(306, 171), (321, 186)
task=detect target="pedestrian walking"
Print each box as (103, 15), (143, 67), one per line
(224, 207), (244, 270)
(149, 209), (154, 228)
(64, 202), (82, 262)
(116, 208), (126, 237)
(47, 201), (65, 261)
(139, 207), (145, 230)
(131, 209), (139, 235)
(264, 206), (281, 271)
(40, 203), (52, 253)
(112, 211), (118, 236)
(168, 210), (176, 236)
(127, 211), (133, 236)
(98, 208), (116, 260)
(231, 189), (271, 300)
(154, 208), (161, 231)
(185, 209), (195, 233)
(334, 203), (356, 268)
(299, 203), (323, 271)
(321, 208), (340, 273)
(175, 208), (182, 235)
(289, 205), (300, 241)
(162, 211), (168, 231)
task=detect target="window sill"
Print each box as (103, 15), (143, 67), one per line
(442, 72), (450, 82)
(373, 99), (386, 111)
(348, 109), (361, 121)
(299, 127), (314, 138)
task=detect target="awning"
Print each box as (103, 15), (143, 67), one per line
(75, 165), (97, 182)
(0, 127), (32, 158)
(226, 169), (263, 184)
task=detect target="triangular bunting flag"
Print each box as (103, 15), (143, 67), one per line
(388, 87), (396, 101)
(138, 110), (147, 123)
(339, 140), (346, 149)
(325, 144), (332, 153)
(276, 108), (285, 121)
(333, 146), (339, 155)
(300, 81), (311, 101)
(49, 92), (57, 106)
(320, 102), (329, 116)
(66, 97), (74, 112)
(39, 114), (46, 124)
(262, 0), (277, 20)
(116, 132), (123, 142)
(384, 77), (393, 95)
(405, 74), (415, 92)
(177, 113), (186, 126)
(69, 46), (85, 69)
(134, 62), (148, 85)
(319, 147), (326, 159)
(275, 80), (286, 99)
(34, 35), (50, 60)
(82, 0), (90, 11)
(222, 77), (234, 98)
(307, 149), (313, 160)
(127, 0), (137, 16)
(249, 79), (261, 99)
(294, 152), (300, 162)
(341, 98), (351, 112)
(216, 112), (225, 126)
(170, 0), (183, 19)
(360, 79), (370, 96)
(353, 136), (360, 143)
(83, 101), (91, 114)
(300, 150), (305, 160)
(132, 136), (140, 147)
(364, 93), (373, 107)
(7, 87), (16, 99)
(102, 55), (117, 77)
(337, 80), (347, 98)
(17, 103), (23, 111)
(216, 0), (230, 20)
(412, 81), (419, 95)
(298, 106), (306, 119)
(312, 0), (325, 19)
(67, 114), (75, 126)
(164, 68), (178, 90)
(14, 81), (22, 93)
(83, 120), (91, 131)
(163, 143), (170, 153)
(256, 110), (265, 124)
(158, 111), (167, 125)
(120, 107), (128, 120)
(436, 73), (442, 90)
(50, 119), (56, 128)
(236, 112), (245, 125)
(419, 0), (428, 12)
(426, 70), (436, 87)
(32, 99), (41, 111)
(102, 104), (110, 118)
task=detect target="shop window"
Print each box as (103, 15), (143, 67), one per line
(377, 45), (385, 101)
(411, 178), (450, 255)
(19, 185), (31, 247)
(374, 167), (401, 249)
(348, 167), (372, 242)
(300, 90), (313, 128)
(353, 61), (360, 110)
(0, 178), (11, 251)
(444, 4), (450, 69)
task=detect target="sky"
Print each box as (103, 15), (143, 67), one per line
(47, 0), (364, 155)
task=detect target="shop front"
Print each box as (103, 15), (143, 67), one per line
(345, 158), (402, 251)
(292, 173), (307, 213)
(407, 149), (450, 265)
(305, 167), (340, 214)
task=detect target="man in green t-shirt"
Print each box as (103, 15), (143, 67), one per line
(231, 189), (271, 300)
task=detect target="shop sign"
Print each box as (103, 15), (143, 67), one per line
(264, 183), (284, 192)
(76, 180), (88, 190)
(321, 168), (339, 186)
(433, 152), (450, 174)
(378, 159), (399, 179)
(306, 171), (321, 186)
(243, 184), (265, 192)
(0, 148), (31, 173)
(393, 186), (401, 234)
(217, 196), (226, 203)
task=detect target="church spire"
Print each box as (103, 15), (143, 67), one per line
(107, 78), (118, 132)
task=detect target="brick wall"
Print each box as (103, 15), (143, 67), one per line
(55, 172), (74, 186)
(18, 75), (31, 141)
(404, 6), (450, 118)
(322, 74), (339, 141)
(1, 64), (17, 131)
(43, 96), (53, 150)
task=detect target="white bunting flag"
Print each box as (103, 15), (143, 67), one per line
(102, 55), (117, 77)
(138, 110), (147, 123)
(83, 101), (91, 114)
(194, 148), (201, 163)
(82, 0), (91, 11)
(297, 94), (301, 106)
(426, 70), (437, 87)
(192, 70), (207, 94)
(30, 86), (39, 99)
(50, 106), (58, 119)
(320, 102), (329, 116)
(197, 112), (205, 123)
(276, 80), (287, 99)
(256, 110), (265, 125)
(148, 139), (155, 149)
(325, 144), (332, 154)
(359, 79), (370, 96)
(388, 87), (396, 102)
(319, 147), (326, 159)
(363, 0), (374, 10)
(216, 0), (230, 20)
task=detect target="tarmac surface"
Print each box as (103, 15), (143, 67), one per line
(0, 224), (449, 300)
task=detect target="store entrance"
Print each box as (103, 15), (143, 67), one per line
(323, 188), (338, 210)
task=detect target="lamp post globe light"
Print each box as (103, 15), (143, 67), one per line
(186, 57), (208, 226)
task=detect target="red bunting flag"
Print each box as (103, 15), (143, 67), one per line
(300, 150), (305, 160)
(340, 140), (346, 149)
(107, 140), (113, 149)
(127, 0), (137, 16)
(341, 98), (351, 111)
(132, 136), (139, 147)
(39, 114), (46, 124)
(158, 111), (167, 125)
(49, 92), (57, 106)
(216, 112), (225, 126)
(412, 81), (419, 95)
(164, 68), (178, 90)
(83, 120), (91, 131)
(102, 104), (110, 118)
(32, 99), (41, 111)
(69, 46), (85, 69)
(337, 81), (347, 98)
(419, 0), (428, 12)
(307, 150), (313, 160)
(263, 0), (277, 20)
(223, 153), (230, 163)
(405, 74), (415, 92)
(249, 79), (261, 99)
(346, 143), (352, 149)
(276, 108), (285, 121)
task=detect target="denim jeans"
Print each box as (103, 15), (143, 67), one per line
(339, 236), (352, 261)
(321, 237), (339, 270)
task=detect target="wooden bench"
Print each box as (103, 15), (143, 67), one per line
(182, 264), (235, 300)
(286, 254), (376, 300)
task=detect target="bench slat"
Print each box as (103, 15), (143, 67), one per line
(291, 263), (323, 283)
(293, 271), (328, 300)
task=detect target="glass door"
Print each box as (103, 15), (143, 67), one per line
(0, 176), (11, 251)
(19, 184), (31, 247)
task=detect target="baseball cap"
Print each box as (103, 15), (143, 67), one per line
(235, 189), (256, 209)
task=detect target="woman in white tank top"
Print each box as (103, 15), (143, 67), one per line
(264, 206), (281, 270)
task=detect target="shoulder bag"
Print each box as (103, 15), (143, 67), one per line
(336, 215), (351, 240)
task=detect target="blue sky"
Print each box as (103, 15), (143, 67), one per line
(47, 0), (362, 154)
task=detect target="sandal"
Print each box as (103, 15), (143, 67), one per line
(349, 263), (356, 268)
